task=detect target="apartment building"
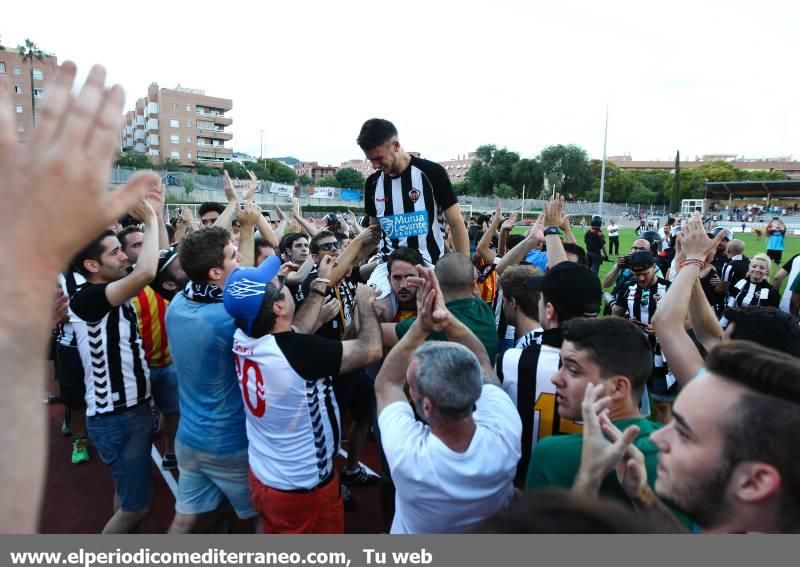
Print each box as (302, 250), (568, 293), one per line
(0, 49), (58, 143)
(294, 161), (338, 183)
(439, 152), (478, 183)
(121, 83), (233, 168)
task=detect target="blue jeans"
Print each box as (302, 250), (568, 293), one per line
(149, 364), (179, 414)
(86, 403), (153, 511)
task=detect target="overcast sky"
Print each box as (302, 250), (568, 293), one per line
(5, 0), (799, 166)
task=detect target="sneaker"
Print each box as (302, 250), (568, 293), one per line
(342, 465), (379, 486)
(342, 484), (355, 511)
(61, 419), (72, 437)
(162, 453), (178, 471)
(71, 438), (89, 464)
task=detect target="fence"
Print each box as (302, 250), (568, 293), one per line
(112, 167), (664, 220)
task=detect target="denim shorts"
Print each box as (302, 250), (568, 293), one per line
(149, 364), (179, 415)
(174, 441), (257, 519)
(86, 403), (153, 511)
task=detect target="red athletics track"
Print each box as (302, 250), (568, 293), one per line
(39, 404), (385, 533)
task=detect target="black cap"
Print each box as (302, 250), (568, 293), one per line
(628, 251), (656, 271)
(157, 247), (179, 274)
(528, 262), (602, 320)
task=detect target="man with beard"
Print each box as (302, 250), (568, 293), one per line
(70, 199), (160, 533)
(577, 341), (800, 533)
(374, 247), (424, 324)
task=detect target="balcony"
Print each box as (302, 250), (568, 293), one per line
(196, 129), (232, 141)
(196, 111), (232, 126)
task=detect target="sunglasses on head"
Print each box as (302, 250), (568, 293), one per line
(318, 241), (341, 251)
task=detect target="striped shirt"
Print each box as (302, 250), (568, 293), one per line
(57, 271), (87, 347)
(497, 329), (582, 486)
(131, 286), (172, 368)
(365, 155), (458, 265)
(617, 278), (671, 378)
(728, 278), (780, 309)
(70, 283), (150, 417)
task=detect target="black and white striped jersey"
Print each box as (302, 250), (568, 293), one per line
(497, 329), (582, 486)
(69, 283), (150, 417)
(728, 278), (780, 309)
(364, 155), (458, 265)
(57, 271), (87, 347)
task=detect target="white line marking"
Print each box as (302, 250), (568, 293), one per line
(337, 448), (379, 477)
(151, 445), (179, 497)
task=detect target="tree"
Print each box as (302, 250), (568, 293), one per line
(192, 161), (221, 176)
(335, 167), (365, 190)
(464, 145), (523, 196)
(17, 39), (45, 129)
(181, 176), (194, 194)
(495, 183), (516, 199)
(161, 158), (183, 171)
(629, 185), (657, 207)
(316, 175), (340, 187)
(538, 144), (593, 198)
(464, 161), (494, 196)
(297, 174), (314, 186)
(223, 161), (248, 179)
(115, 151), (153, 170)
(512, 158), (544, 197)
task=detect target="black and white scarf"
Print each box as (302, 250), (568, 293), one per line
(183, 281), (223, 303)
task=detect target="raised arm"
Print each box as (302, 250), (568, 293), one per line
(292, 256), (334, 333)
(496, 220), (542, 275)
(543, 193), (569, 267)
(146, 182), (169, 250)
(236, 200), (262, 268)
(476, 204), (502, 264)
(214, 170), (240, 231)
(443, 203), (470, 257)
(292, 199), (320, 237)
(327, 225), (379, 285)
(0, 64), (155, 532)
(339, 284), (383, 374)
(652, 214), (725, 385)
(106, 200), (159, 306)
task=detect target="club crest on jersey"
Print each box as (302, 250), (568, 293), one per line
(408, 188), (421, 203)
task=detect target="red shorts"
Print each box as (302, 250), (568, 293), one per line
(248, 469), (344, 534)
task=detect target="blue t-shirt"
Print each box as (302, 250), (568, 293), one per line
(166, 294), (247, 454)
(768, 230), (786, 251)
(524, 249), (549, 271)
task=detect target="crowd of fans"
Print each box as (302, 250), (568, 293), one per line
(4, 63), (800, 535)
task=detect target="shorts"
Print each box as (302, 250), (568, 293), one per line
(86, 403), (153, 511)
(334, 369), (375, 424)
(54, 343), (86, 410)
(174, 441), (257, 519)
(248, 469), (343, 534)
(149, 364), (179, 415)
(767, 249), (783, 264)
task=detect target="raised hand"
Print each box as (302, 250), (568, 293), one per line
(242, 170), (259, 201)
(544, 192), (566, 228)
(238, 200), (262, 228)
(223, 170), (239, 204)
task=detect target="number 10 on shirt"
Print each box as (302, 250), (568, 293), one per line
(234, 353), (267, 417)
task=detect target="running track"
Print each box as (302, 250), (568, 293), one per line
(40, 404), (384, 533)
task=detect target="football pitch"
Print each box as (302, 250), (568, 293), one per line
(512, 227), (799, 293)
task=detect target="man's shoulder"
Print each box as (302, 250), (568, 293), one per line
(410, 155), (447, 176)
(533, 433), (584, 462)
(365, 170), (382, 188)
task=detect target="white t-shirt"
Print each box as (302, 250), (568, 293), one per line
(607, 223), (619, 237)
(232, 330), (343, 491)
(379, 385), (521, 534)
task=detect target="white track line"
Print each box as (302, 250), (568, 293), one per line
(151, 445), (179, 497)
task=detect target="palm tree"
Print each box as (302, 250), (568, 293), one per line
(17, 39), (45, 129)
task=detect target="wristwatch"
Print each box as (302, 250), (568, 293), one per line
(543, 226), (561, 236)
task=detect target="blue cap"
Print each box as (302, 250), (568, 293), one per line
(223, 256), (283, 335)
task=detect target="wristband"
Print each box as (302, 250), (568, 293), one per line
(310, 288), (327, 297)
(314, 277), (331, 285)
(679, 259), (705, 271)
(544, 226), (561, 236)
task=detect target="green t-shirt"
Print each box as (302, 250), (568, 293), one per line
(525, 416), (692, 527)
(394, 297), (497, 361)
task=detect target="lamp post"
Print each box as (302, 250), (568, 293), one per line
(259, 129), (264, 162)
